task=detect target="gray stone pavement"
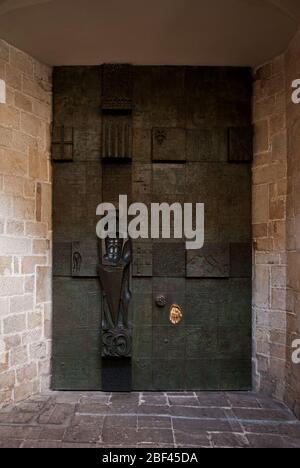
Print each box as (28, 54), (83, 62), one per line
(0, 391), (299, 448)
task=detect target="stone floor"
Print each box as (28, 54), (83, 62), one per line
(0, 391), (300, 448)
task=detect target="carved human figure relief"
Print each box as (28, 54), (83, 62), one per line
(98, 222), (132, 357)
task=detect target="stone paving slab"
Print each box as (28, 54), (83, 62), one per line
(0, 391), (299, 448)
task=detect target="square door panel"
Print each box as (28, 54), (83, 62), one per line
(186, 243), (230, 278)
(186, 129), (228, 162)
(153, 243), (186, 277)
(102, 161), (132, 205)
(53, 162), (102, 241)
(52, 356), (101, 391)
(53, 278), (101, 331)
(132, 241), (153, 277)
(152, 164), (185, 197)
(185, 279), (227, 327)
(52, 278), (102, 390)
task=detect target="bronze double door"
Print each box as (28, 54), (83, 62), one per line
(52, 65), (252, 391)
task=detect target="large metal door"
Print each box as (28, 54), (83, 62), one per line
(52, 65), (252, 391)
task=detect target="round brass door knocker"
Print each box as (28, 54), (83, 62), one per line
(169, 304), (183, 325)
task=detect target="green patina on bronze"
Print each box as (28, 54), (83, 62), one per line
(52, 65), (252, 391)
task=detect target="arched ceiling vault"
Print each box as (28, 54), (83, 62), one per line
(0, 0), (300, 66)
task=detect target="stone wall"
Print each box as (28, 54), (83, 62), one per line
(285, 31), (300, 418)
(0, 39), (52, 407)
(253, 55), (288, 400)
(253, 30), (300, 418)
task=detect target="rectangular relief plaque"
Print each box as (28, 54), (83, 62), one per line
(102, 64), (133, 111)
(186, 243), (230, 278)
(71, 240), (99, 277)
(152, 127), (186, 161)
(153, 243), (186, 277)
(102, 116), (132, 160)
(52, 126), (74, 162)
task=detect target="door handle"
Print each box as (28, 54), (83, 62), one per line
(169, 304), (183, 325)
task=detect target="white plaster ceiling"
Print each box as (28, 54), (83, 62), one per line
(0, 0), (300, 66)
